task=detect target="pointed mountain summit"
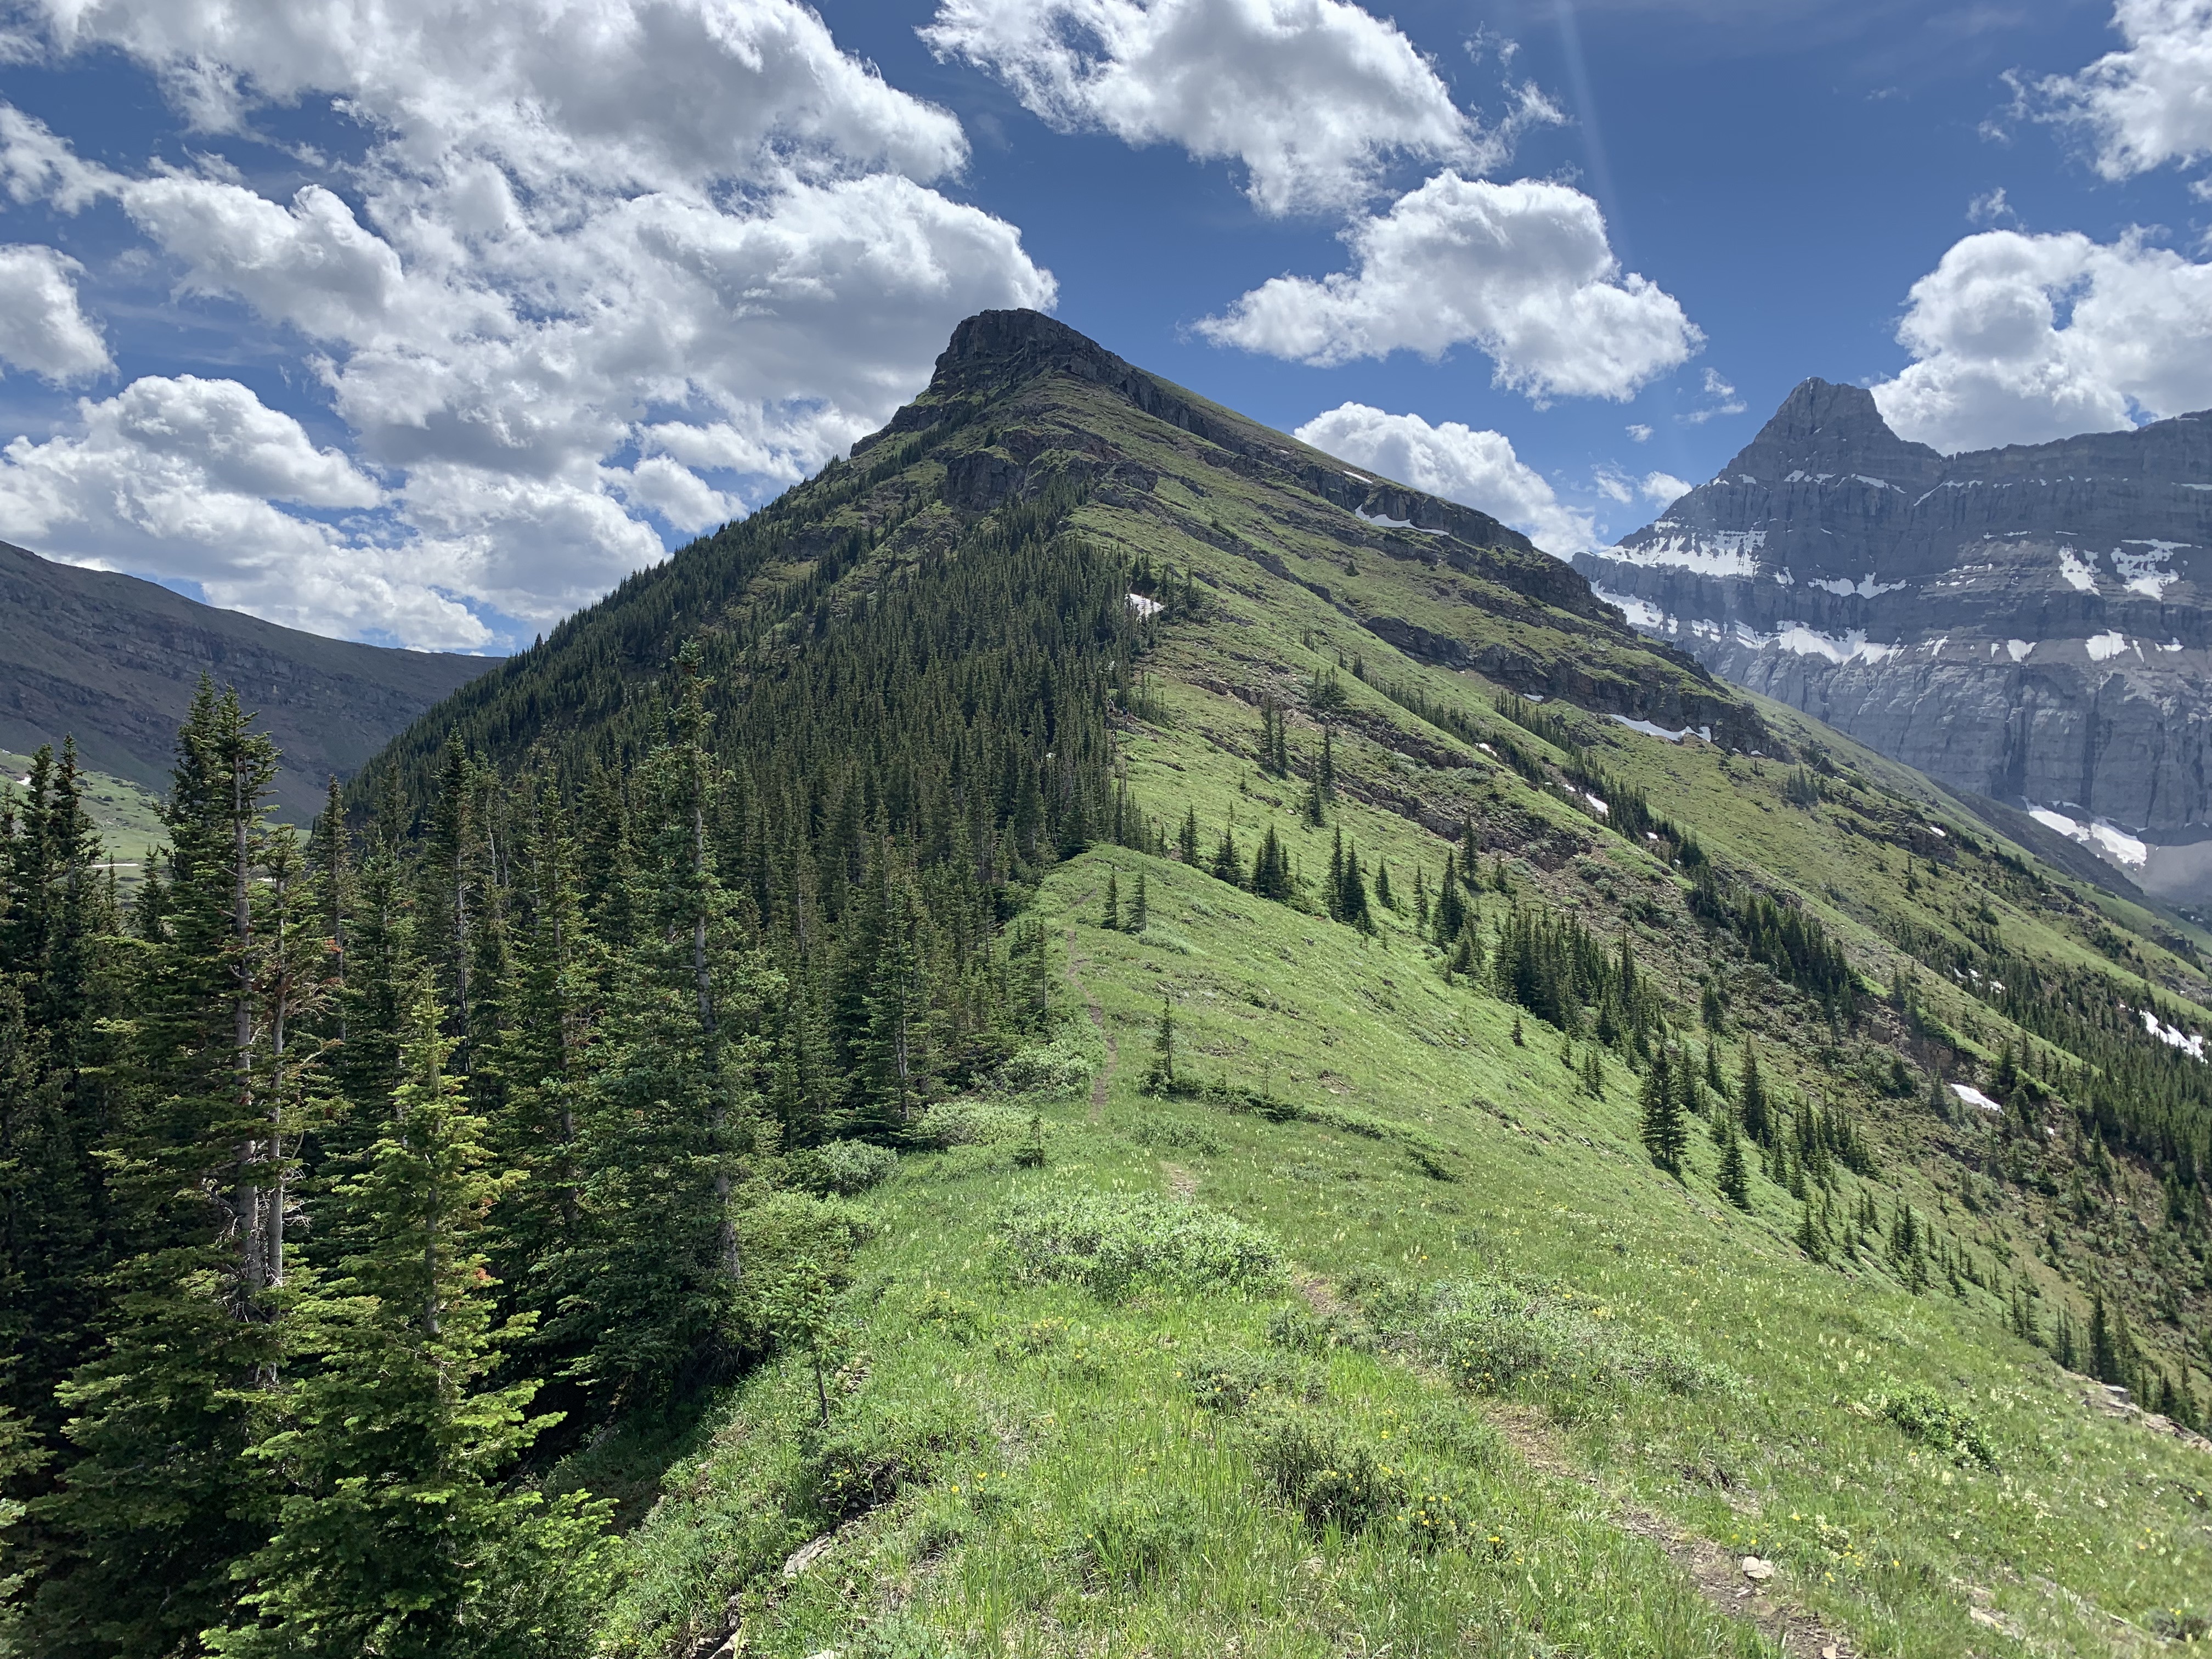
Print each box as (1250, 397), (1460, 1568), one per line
(1720, 376), (1943, 487)
(1577, 381), (2212, 899)
(365, 308), (1754, 800)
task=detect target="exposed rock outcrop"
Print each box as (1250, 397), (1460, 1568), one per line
(1575, 382), (2212, 899)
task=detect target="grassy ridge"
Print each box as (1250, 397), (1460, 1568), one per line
(557, 338), (2212, 1657)
(588, 845), (2209, 1656)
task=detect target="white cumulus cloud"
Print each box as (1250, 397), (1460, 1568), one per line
(0, 243), (110, 381)
(1199, 173), (1700, 402)
(1870, 228), (2212, 453)
(0, 0), (1056, 646)
(1294, 400), (1595, 554)
(922, 0), (1541, 216)
(0, 375), (489, 646)
(2039, 0), (2212, 190)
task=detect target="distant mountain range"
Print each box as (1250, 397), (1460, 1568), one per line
(0, 540), (498, 820)
(1573, 382), (2212, 902)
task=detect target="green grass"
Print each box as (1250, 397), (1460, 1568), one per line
(585, 848), (2211, 1657)
(579, 360), (2212, 1657)
(2, 748), (167, 871)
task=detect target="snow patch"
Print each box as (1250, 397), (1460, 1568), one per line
(2160, 638), (2185, 652)
(1950, 1083), (2002, 1113)
(1582, 791), (1610, 815)
(1605, 528), (1765, 578)
(2007, 639), (2033, 662)
(1354, 506), (1444, 534)
(2085, 630), (2128, 661)
(1607, 714), (1711, 743)
(2026, 804), (2148, 870)
(2058, 549), (2098, 592)
(1126, 592), (1163, 619)
(1770, 624), (1900, 665)
(2141, 1008), (2207, 1062)
(2111, 540), (2185, 601)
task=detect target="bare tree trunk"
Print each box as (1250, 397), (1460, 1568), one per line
(697, 789), (739, 1282)
(232, 760), (262, 1308)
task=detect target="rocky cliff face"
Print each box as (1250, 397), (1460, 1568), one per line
(1572, 381), (2212, 899)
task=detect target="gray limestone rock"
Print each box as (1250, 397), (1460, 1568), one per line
(1573, 381), (2212, 899)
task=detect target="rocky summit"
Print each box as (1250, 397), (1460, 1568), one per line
(1573, 381), (2212, 902)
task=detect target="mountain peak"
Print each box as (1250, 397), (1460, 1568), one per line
(1723, 376), (1943, 484)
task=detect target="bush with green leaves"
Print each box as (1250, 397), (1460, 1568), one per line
(994, 1020), (1101, 1097)
(1266, 1302), (1374, 1355)
(788, 1138), (899, 1196)
(912, 1099), (1033, 1148)
(1183, 1349), (1324, 1413)
(1864, 1381), (1996, 1468)
(1242, 1410), (1401, 1536)
(1378, 1274), (1718, 1402)
(798, 1392), (985, 1523)
(1130, 1114), (1223, 1155)
(994, 1188), (1283, 1299)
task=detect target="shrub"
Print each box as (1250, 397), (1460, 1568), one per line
(1380, 1274), (1719, 1401)
(1183, 1349), (1324, 1413)
(912, 1099), (1031, 1148)
(1864, 1381), (1996, 1468)
(789, 1138), (899, 1196)
(1244, 1411), (1400, 1535)
(995, 1188), (1282, 1299)
(1131, 1115), (1224, 1155)
(995, 1021), (1101, 1097)
(911, 1286), (986, 1344)
(1266, 1302), (1374, 1355)
(798, 1393), (984, 1523)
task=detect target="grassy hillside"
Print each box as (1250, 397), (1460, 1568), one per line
(1, 749), (165, 871)
(0, 538), (496, 820)
(317, 311), (2211, 1657)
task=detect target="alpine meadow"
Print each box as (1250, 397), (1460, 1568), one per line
(5, 310), (2211, 1659)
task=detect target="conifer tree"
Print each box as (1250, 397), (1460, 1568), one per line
(1209, 829), (1243, 887)
(1738, 1043), (1772, 1145)
(1640, 1052), (1686, 1175)
(35, 683), (286, 1654)
(1249, 828), (1293, 901)
(1177, 806), (1199, 865)
(1143, 997), (1177, 1095)
(1130, 869), (1148, 933)
(211, 979), (608, 1659)
(1795, 1200), (1831, 1263)
(2090, 1293), (2121, 1385)
(0, 740), (119, 1437)
(1333, 838), (1372, 934)
(1718, 1125), (1751, 1210)
(1431, 862), (1468, 947)
(1102, 870), (1120, 931)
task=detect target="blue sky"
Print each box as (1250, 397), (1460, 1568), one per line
(0, 0), (2206, 651)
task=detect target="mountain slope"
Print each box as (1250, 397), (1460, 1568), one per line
(330, 312), (2212, 1655)
(0, 538), (497, 819)
(1571, 383), (2212, 904)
